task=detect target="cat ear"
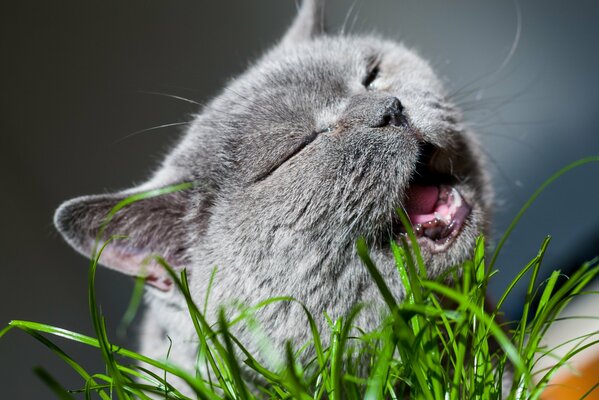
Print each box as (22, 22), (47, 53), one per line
(281, 0), (326, 46)
(54, 182), (192, 291)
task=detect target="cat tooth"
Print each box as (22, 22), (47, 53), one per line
(451, 187), (463, 208)
(412, 224), (423, 237)
(435, 211), (451, 224)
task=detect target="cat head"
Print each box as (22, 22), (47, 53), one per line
(54, 0), (491, 295)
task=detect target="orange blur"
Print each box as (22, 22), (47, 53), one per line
(541, 353), (599, 399)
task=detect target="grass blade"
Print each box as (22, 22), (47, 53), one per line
(33, 366), (77, 400)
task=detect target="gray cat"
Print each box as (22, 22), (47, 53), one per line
(54, 0), (492, 386)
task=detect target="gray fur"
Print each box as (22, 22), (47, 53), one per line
(54, 0), (492, 386)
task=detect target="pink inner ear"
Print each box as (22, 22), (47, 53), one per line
(90, 240), (175, 291)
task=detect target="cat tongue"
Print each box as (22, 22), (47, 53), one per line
(405, 185), (439, 216)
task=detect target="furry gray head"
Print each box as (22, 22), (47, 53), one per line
(55, 0), (491, 371)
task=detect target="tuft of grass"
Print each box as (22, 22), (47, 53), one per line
(1, 157), (598, 399)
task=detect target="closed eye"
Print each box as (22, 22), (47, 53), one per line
(254, 128), (328, 182)
(362, 64), (380, 89)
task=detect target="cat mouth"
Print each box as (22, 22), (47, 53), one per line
(393, 143), (472, 253)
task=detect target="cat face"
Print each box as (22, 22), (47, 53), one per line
(55, 0), (491, 320)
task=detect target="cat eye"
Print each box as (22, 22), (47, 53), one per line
(362, 64), (380, 89)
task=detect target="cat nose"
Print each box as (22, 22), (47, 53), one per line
(372, 97), (407, 128)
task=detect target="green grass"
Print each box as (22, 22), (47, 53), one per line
(2, 157), (599, 399)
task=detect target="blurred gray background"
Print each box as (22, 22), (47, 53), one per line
(1, 1), (598, 398)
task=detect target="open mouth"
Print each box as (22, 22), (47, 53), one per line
(393, 143), (472, 252)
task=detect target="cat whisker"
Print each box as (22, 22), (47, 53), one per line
(448, 67), (519, 104)
(339, 0), (359, 36)
(137, 89), (253, 121)
(465, 124), (541, 153)
(455, 81), (533, 113)
(468, 119), (552, 129)
(114, 121), (191, 144)
(494, 0), (522, 77)
(448, 0), (522, 104)
(349, 2), (363, 34)
(137, 90), (201, 106)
